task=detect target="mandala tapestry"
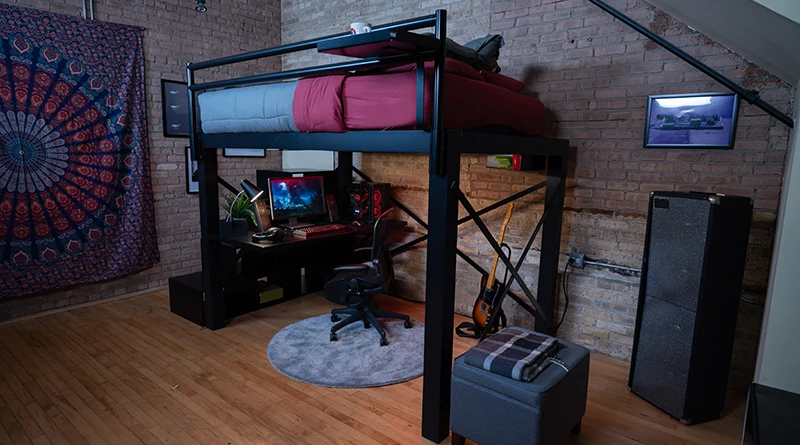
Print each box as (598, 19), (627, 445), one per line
(0, 4), (159, 297)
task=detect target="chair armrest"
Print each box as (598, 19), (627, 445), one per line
(333, 264), (371, 273)
(352, 247), (372, 263)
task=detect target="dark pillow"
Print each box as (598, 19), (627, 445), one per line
(463, 34), (505, 73)
(421, 33), (505, 73)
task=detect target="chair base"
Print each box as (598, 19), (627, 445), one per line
(330, 306), (411, 346)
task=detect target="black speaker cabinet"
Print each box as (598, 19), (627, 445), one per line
(347, 182), (391, 224)
(629, 191), (753, 424)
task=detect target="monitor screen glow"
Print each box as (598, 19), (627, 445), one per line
(268, 176), (326, 220)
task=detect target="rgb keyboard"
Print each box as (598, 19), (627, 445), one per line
(293, 223), (349, 237)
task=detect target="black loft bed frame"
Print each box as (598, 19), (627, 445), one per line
(187, 10), (569, 443)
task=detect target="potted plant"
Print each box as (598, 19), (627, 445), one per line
(220, 193), (257, 237)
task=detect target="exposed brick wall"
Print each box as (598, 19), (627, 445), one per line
(0, 0), (282, 318)
(282, 0), (794, 390)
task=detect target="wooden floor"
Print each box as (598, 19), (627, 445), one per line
(0, 290), (746, 445)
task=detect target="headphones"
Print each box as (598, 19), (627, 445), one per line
(252, 227), (285, 243)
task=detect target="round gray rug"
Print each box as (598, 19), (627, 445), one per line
(267, 314), (424, 388)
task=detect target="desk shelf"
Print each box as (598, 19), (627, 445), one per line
(317, 30), (438, 58)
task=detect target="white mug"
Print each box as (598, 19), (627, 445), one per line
(350, 22), (372, 34)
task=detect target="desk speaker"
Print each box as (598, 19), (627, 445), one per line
(629, 191), (752, 424)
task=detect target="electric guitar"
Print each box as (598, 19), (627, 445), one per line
(471, 204), (514, 331)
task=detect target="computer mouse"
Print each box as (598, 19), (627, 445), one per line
(352, 220), (363, 227)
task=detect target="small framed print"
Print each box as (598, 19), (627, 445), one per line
(644, 92), (739, 149)
(223, 148), (267, 157)
(185, 146), (199, 194)
(161, 80), (190, 137)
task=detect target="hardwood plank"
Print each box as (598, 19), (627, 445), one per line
(0, 332), (89, 442)
(102, 301), (395, 445)
(0, 290), (746, 445)
(0, 396), (33, 445)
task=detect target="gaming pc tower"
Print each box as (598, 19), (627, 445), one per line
(347, 182), (391, 225)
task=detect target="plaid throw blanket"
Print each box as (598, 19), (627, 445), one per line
(464, 326), (558, 381)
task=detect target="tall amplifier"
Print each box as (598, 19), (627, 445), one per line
(347, 182), (391, 224)
(629, 191), (752, 424)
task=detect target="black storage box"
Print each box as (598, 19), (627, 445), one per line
(169, 272), (204, 326)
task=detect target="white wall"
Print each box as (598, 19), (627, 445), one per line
(753, 0), (800, 24)
(755, 84), (800, 394)
(646, 0), (800, 85)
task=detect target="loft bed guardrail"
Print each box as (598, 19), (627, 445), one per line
(185, 10), (570, 443)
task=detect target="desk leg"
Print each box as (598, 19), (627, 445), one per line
(422, 136), (460, 443)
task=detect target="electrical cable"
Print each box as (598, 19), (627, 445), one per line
(555, 258), (572, 332)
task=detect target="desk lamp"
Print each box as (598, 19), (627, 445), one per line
(241, 179), (264, 202)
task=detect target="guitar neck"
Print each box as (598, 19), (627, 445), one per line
(487, 204), (514, 289)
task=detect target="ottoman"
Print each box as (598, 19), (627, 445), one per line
(450, 338), (590, 445)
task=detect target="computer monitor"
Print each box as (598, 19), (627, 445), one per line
(267, 176), (326, 228)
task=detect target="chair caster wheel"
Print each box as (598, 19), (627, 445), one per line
(380, 337), (388, 347)
(330, 333), (338, 341)
(331, 315), (340, 322)
(404, 320), (412, 329)
(363, 322), (371, 329)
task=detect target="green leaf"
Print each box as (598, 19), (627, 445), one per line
(223, 193), (257, 225)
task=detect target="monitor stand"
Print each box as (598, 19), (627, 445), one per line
(282, 218), (314, 230)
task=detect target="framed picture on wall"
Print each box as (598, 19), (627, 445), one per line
(185, 146), (199, 194)
(161, 79), (190, 137)
(223, 148), (267, 157)
(644, 92), (739, 149)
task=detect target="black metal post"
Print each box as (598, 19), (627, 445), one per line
(421, 117), (459, 443)
(416, 60), (425, 129)
(189, 62), (223, 330)
(588, 0), (793, 129)
(338, 152), (353, 219)
(535, 153), (567, 334)
(429, 9), (447, 176)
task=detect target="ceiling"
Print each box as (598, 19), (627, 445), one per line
(646, 0), (800, 86)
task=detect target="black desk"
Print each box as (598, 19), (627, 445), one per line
(208, 225), (361, 254)
(206, 225), (365, 323)
(170, 226), (365, 327)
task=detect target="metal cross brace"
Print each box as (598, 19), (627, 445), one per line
(451, 183), (556, 333)
(352, 165), (559, 334)
(472, 175), (565, 340)
(454, 249), (539, 322)
(388, 180), (548, 256)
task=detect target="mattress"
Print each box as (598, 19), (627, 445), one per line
(198, 59), (546, 136)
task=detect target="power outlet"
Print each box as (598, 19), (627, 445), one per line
(568, 253), (585, 269)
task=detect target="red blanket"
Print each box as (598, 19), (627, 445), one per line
(292, 58), (545, 136)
